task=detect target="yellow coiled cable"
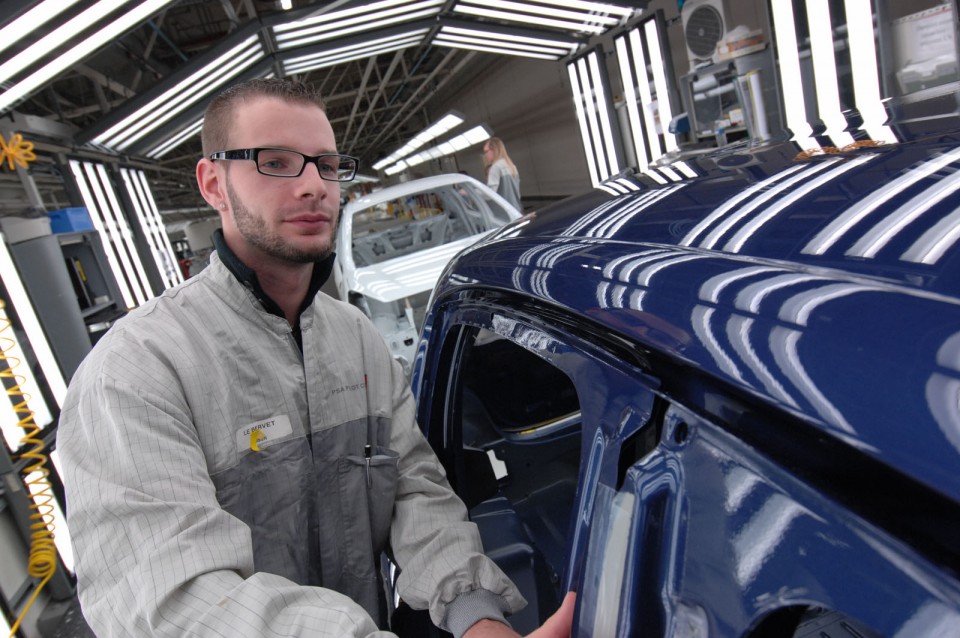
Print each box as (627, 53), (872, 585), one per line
(0, 299), (57, 638)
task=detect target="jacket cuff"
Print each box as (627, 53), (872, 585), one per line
(442, 589), (512, 638)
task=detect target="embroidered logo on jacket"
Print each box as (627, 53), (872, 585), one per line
(332, 379), (367, 395)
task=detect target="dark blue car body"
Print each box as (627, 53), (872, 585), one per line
(409, 125), (960, 636)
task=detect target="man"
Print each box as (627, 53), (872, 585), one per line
(58, 79), (573, 637)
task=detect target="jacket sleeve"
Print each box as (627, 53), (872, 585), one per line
(58, 331), (397, 638)
(375, 333), (527, 636)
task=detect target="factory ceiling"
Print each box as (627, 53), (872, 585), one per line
(0, 0), (645, 220)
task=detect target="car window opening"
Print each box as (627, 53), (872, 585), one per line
(450, 327), (582, 630)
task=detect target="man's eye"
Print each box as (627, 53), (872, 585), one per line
(317, 163), (338, 174)
(261, 159), (287, 170)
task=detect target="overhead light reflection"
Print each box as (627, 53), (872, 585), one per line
(803, 147), (960, 255)
(901, 207), (960, 265)
(723, 154), (877, 253)
(700, 160), (842, 250)
(848, 167), (960, 258)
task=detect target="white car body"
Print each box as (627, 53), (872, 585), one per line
(334, 173), (522, 371)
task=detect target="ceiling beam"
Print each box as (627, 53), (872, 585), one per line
(360, 49), (474, 159)
(75, 65), (136, 99)
(341, 57), (377, 144)
(346, 50), (406, 151)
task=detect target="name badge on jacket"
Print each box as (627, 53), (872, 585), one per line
(236, 415), (293, 452)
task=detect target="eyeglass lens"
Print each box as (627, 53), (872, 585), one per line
(256, 149), (356, 181)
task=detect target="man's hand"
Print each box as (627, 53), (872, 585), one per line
(462, 592), (576, 638)
(529, 592), (575, 638)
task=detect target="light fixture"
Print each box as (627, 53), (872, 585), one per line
(612, 17), (680, 171)
(121, 168), (184, 290)
(90, 162), (153, 300)
(282, 29), (428, 74)
(452, 0), (633, 34)
(0, 0), (84, 58)
(806, 1), (855, 147)
(0, 236), (68, 408)
(272, 0), (444, 49)
(643, 18), (677, 155)
(384, 125), (491, 174)
(0, 0), (178, 113)
(69, 159), (149, 307)
(373, 112), (465, 171)
(146, 116), (203, 159)
(0, 0), (133, 86)
(567, 49), (620, 187)
(844, 0), (897, 144)
(433, 25), (580, 60)
(769, 0), (819, 150)
(142, 71), (276, 159)
(385, 159), (408, 176)
(91, 34), (264, 151)
(614, 34), (649, 171)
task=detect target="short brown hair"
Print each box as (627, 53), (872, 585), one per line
(201, 78), (327, 156)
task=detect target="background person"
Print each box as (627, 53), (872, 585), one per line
(58, 78), (572, 638)
(483, 137), (522, 213)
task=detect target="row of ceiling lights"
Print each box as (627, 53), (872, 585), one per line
(0, 0), (637, 160)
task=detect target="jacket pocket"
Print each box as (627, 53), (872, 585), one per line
(338, 446), (400, 574)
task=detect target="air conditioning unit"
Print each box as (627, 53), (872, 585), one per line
(681, 0), (726, 69)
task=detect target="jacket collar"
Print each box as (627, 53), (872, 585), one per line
(212, 228), (335, 321)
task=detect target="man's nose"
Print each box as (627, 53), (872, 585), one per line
(297, 161), (331, 192)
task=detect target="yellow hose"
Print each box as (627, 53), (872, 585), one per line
(0, 299), (57, 638)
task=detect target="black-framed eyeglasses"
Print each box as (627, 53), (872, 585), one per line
(209, 148), (359, 182)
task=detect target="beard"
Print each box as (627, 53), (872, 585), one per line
(226, 179), (338, 264)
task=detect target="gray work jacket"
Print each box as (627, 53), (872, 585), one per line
(58, 252), (524, 637)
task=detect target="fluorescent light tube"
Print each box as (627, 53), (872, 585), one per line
(844, 0), (897, 143)
(807, 1), (854, 147)
(770, 0), (819, 150)
(567, 60), (600, 186)
(0, 0), (177, 113)
(615, 34), (649, 171)
(95, 36), (263, 149)
(644, 19), (676, 153)
(275, 4), (442, 48)
(454, 5), (607, 33)
(69, 160), (137, 308)
(0, 0), (84, 57)
(0, 238), (67, 407)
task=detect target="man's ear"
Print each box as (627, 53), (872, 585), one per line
(197, 158), (225, 211)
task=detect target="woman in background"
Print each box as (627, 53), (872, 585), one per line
(483, 137), (522, 213)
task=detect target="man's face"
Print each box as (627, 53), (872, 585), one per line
(214, 96), (342, 267)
